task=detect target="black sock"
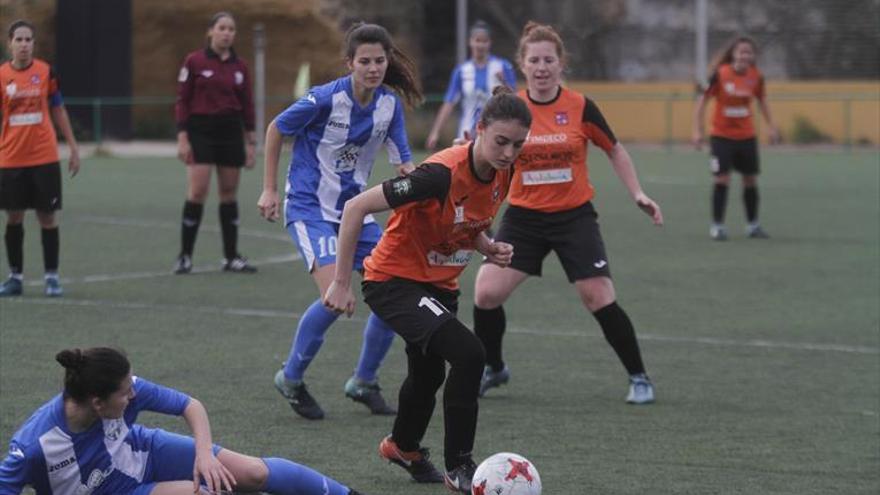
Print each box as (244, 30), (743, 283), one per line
(180, 201), (204, 257)
(712, 183), (728, 224)
(4, 223), (24, 274)
(743, 186), (759, 223)
(41, 227), (59, 273)
(473, 305), (506, 371)
(219, 201), (239, 260)
(593, 302), (646, 376)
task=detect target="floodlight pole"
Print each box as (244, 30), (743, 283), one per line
(254, 23), (266, 153)
(695, 0), (708, 89)
(456, 0), (467, 64)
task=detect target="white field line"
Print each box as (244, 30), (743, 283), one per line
(4, 297), (877, 356)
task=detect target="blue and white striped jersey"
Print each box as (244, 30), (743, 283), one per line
(443, 55), (517, 138)
(0, 377), (190, 495)
(275, 75), (412, 225)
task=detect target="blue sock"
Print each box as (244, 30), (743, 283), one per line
(284, 299), (339, 381)
(262, 457), (350, 495)
(354, 313), (396, 383)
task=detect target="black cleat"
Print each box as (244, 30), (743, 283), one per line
(344, 376), (396, 415)
(273, 370), (325, 420)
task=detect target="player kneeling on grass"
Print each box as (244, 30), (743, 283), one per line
(0, 347), (368, 495)
(323, 86), (531, 494)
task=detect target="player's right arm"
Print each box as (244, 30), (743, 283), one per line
(692, 73), (718, 150)
(0, 443), (33, 495)
(258, 92), (321, 222)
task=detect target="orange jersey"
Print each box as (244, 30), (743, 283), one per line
(0, 59), (61, 168)
(509, 87), (617, 213)
(364, 144), (511, 290)
(706, 64), (765, 140)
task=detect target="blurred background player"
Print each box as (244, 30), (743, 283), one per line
(692, 36), (780, 241)
(258, 23), (421, 420)
(0, 347), (367, 495)
(173, 11), (257, 274)
(0, 20), (80, 298)
(473, 22), (663, 404)
(323, 87), (531, 493)
(424, 20), (517, 151)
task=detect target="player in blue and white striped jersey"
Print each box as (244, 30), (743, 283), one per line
(425, 20), (517, 150)
(0, 347), (365, 495)
(258, 23), (423, 421)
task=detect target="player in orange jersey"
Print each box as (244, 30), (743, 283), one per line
(693, 36), (780, 240)
(472, 22), (663, 405)
(0, 20), (80, 297)
(324, 87), (531, 494)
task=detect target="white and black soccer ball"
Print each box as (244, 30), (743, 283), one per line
(471, 452), (541, 495)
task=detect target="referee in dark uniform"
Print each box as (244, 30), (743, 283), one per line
(173, 11), (256, 274)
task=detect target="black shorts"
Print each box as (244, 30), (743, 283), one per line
(186, 114), (245, 167)
(494, 201), (611, 282)
(363, 278), (460, 352)
(0, 162), (62, 211)
(709, 136), (759, 176)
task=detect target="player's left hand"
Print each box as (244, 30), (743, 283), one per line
(396, 162), (415, 176)
(193, 452), (236, 494)
(323, 280), (357, 317)
(483, 241), (514, 267)
(245, 142), (256, 169)
(68, 151), (81, 178)
(635, 192), (663, 226)
(768, 126), (782, 145)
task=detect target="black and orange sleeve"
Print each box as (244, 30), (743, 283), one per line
(582, 97), (617, 152)
(382, 163), (451, 208)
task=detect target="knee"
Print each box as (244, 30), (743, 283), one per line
(35, 212), (57, 229)
(713, 174), (731, 186)
(188, 190), (208, 203)
(742, 175), (758, 187)
(578, 278), (616, 312)
(450, 336), (486, 376)
(239, 457), (270, 489)
(474, 279), (509, 309)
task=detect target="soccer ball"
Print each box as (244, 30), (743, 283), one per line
(471, 452), (541, 495)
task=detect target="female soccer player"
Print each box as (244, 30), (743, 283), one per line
(323, 87), (531, 493)
(257, 23), (421, 420)
(425, 20), (517, 150)
(174, 12), (256, 274)
(693, 36), (780, 240)
(0, 20), (80, 298)
(472, 22), (663, 404)
(0, 347), (367, 495)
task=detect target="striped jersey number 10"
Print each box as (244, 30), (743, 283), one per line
(318, 236), (338, 258)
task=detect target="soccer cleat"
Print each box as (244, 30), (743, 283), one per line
(444, 459), (477, 493)
(223, 254), (257, 273)
(173, 254), (192, 274)
(746, 224), (770, 239)
(273, 370), (325, 420)
(0, 277), (23, 297)
(709, 224), (728, 241)
(344, 376), (396, 415)
(478, 365), (510, 397)
(626, 373), (655, 404)
(44, 277), (63, 297)
(378, 435), (444, 483)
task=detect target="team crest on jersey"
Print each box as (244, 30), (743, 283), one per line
(333, 143), (360, 172)
(235, 70), (244, 85)
(5, 82), (16, 97)
(555, 112), (569, 125)
(724, 82), (736, 94)
(30, 74), (41, 85)
(200, 70), (214, 78)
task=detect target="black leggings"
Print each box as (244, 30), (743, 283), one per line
(391, 318), (486, 469)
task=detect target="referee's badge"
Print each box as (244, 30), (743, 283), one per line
(177, 67), (189, 82)
(235, 71), (244, 85)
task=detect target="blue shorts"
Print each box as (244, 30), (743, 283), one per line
(128, 430), (223, 495)
(288, 219), (382, 272)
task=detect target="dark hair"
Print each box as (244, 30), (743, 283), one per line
(344, 22), (423, 107)
(480, 85), (531, 129)
(708, 36), (758, 77)
(7, 20), (35, 40)
(209, 11), (235, 29)
(56, 347), (131, 402)
(517, 21), (567, 68)
(469, 20), (491, 38)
